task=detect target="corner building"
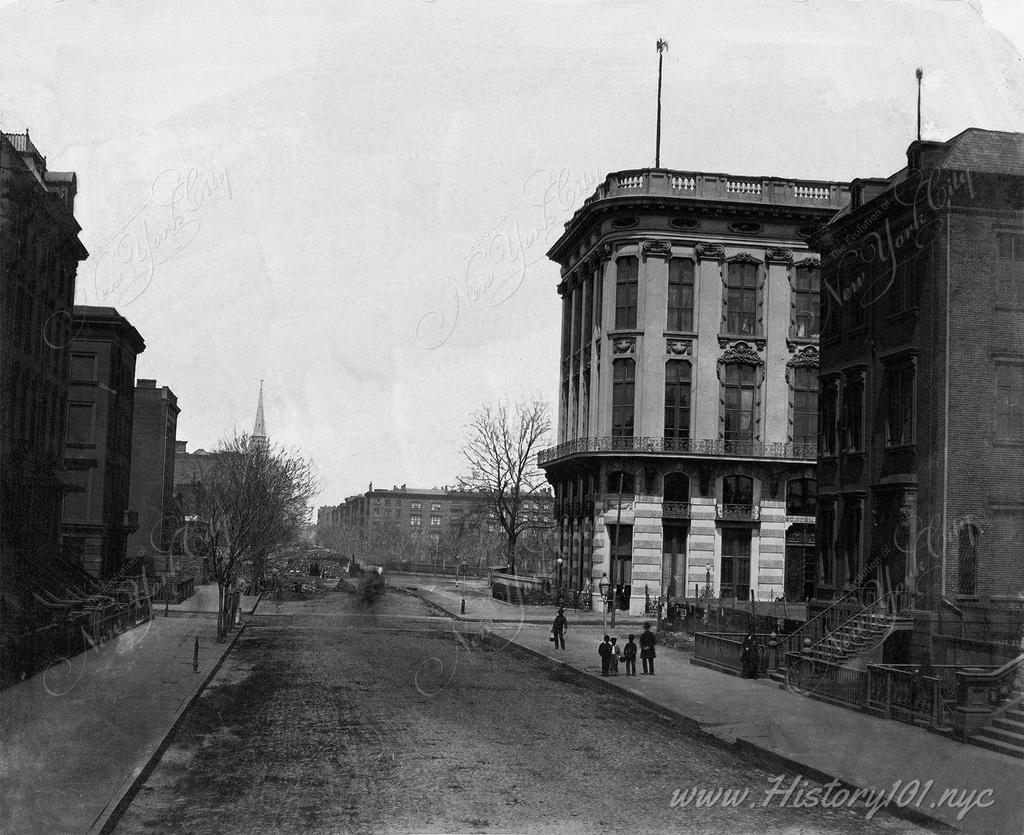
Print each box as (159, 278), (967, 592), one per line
(540, 169), (849, 614)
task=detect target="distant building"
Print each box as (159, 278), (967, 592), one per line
(0, 130), (88, 575)
(539, 167), (849, 614)
(318, 482), (554, 547)
(126, 379), (179, 569)
(60, 306), (145, 578)
(813, 128), (1024, 663)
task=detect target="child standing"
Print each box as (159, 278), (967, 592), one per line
(610, 637), (621, 675)
(623, 635), (637, 676)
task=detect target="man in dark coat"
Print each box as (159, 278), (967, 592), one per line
(598, 635), (612, 675)
(639, 622), (657, 675)
(623, 634), (638, 676)
(740, 628), (760, 679)
(551, 608), (568, 650)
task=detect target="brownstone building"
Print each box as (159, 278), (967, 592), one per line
(0, 130), (87, 574)
(61, 306), (146, 578)
(126, 379), (179, 566)
(813, 128), (1024, 662)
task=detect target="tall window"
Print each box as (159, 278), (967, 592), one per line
(892, 253), (921, 314)
(958, 524), (979, 596)
(615, 256), (638, 330)
(664, 472), (690, 503)
(66, 403), (95, 445)
(819, 501), (836, 587)
(995, 364), (1024, 441)
(593, 264), (603, 331)
(723, 363), (756, 443)
(820, 380), (838, 456)
(786, 478), (817, 516)
(664, 360), (691, 442)
(560, 294), (572, 358)
(720, 528), (752, 601)
(842, 372), (865, 452)
(791, 367), (818, 447)
(839, 499), (862, 585)
(667, 258), (695, 331)
(725, 261), (758, 335)
(847, 261), (866, 330)
(885, 361), (915, 446)
(722, 474), (753, 507)
(663, 524), (687, 601)
(582, 278), (593, 342)
(997, 232), (1024, 308)
(792, 264), (820, 338)
(612, 359), (635, 438)
(572, 285), (583, 353)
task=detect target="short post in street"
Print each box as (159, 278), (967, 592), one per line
(193, 637), (199, 673)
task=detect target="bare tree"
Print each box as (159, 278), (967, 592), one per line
(184, 433), (317, 641)
(458, 398), (551, 575)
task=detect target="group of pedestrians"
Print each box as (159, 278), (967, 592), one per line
(549, 609), (658, 677)
(598, 623), (656, 676)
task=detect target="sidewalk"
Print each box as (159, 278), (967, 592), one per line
(390, 574), (656, 626)
(0, 612), (240, 835)
(406, 583), (1024, 834)
(162, 582), (261, 618)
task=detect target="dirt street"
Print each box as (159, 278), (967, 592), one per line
(113, 590), (924, 834)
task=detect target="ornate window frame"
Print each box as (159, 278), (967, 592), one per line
(786, 346), (819, 447)
(721, 253), (765, 339)
(717, 341), (765, 443)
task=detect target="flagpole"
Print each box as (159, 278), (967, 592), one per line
(655, 39), (668, 168)
(916, 67), (923, 142)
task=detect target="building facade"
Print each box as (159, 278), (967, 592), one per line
(320, 483), (553, 539)
(318, 483), (555, 568)
(813, 129), (1024, 661)
(539, 168), (849, 614)
(61, 306), (146, 578)
(126, 379), (180, 565)
(0, 130), (87, 576)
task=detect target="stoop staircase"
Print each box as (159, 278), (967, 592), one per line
(799, 596), (912, 667)
(970, 704), (1024, 759)
(774, 589), (912, 680)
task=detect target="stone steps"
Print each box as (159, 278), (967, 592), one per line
(970, 708), (1024, 759)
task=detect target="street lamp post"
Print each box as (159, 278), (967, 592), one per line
(556, 557), (563, 605)
(599, 572), (609, 635)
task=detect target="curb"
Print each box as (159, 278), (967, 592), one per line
(88, 622), (250, 835)
(489, 633), (955, 834)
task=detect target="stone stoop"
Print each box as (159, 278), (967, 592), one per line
(969, 706), (1024, 760)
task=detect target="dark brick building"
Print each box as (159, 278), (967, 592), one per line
(61, 306), (146, 578)
(0, 130), (87, 576)
(126, 380), (179, 568)
(813, 128), (1024, 662)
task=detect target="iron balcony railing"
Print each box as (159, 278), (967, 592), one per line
(662, 501), (691, 519)
(716, 504), (760, 521)
(538, 436), (816, 466)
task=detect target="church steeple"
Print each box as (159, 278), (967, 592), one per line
(253, 380), (267, 445)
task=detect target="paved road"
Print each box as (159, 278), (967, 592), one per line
(113, 589), (924, 834)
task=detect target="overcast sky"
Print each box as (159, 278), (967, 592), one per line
(2, 0), (1023, 507)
